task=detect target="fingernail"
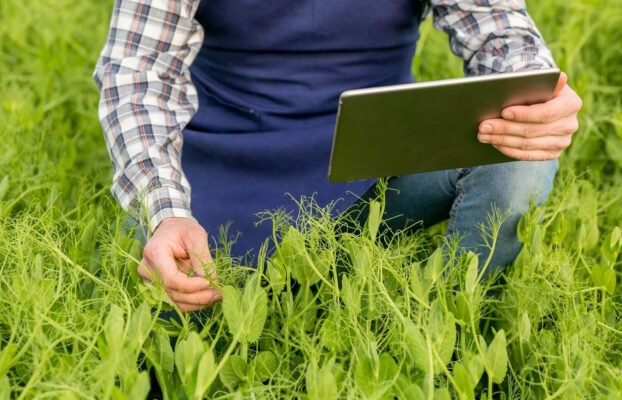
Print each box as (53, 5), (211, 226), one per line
(502, 110), (514, 120)
(196, 269), (206, 277)
(480, 124), (492, 134)
(479, 134), (490, 143)
(214, 293), (223, 302)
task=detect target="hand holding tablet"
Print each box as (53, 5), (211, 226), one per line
(328, 68), (581, 182)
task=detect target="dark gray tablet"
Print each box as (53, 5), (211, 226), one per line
(328, 68), (560, 182)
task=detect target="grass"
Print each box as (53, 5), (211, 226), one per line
(0, 0), (621, 398)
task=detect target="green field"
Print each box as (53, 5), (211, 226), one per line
(1, 0), (621, 398)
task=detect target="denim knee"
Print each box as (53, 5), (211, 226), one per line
(480, 159), (559, 214)
(453, 159), (559, 273)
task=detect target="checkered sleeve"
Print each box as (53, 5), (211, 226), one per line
(427, 0), (556, 75)
(93, 0), (203, 233)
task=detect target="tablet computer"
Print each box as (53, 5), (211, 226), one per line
(328, 68), (560, 182)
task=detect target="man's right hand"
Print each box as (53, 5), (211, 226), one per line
(137, 217), (222, 312)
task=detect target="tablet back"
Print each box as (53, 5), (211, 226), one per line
(328, 68), (560, 182)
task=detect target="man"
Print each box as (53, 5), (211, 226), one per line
(94, 0), (582, 312)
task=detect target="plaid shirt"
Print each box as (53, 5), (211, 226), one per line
(93, 0), (555, 233)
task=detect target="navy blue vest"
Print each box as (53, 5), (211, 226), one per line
(183, 1), (424, 258)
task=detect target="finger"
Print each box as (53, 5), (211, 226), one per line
(136, 265), (153, 283)
(183, 232), (213, 278)
(137, 261), (154, 282)
(143, 246), (213, 293)
(492, 145), (561, 161)
(553, 72), (568, 97)
(478, 132), (571, 151)
(167, 287), (222, 306)
(177, 258), (194, 276)
(479, 116), (578, 138)
(501, 87), (581, 125)
(176, 302), (212, 313)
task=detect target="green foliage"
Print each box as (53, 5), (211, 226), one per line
(1, 0), (622, 398)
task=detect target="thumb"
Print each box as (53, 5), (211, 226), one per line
(553, 71), (568, 97)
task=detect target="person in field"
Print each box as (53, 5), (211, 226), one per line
(94, 0), (582, 312)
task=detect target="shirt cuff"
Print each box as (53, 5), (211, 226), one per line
(140, 184), (197, 234)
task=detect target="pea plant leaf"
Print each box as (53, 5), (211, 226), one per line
(127, 371), (151, 400)
(518, 312), (531, 343)
(464, 351), (485, 385)
(253, 351), (277, 382)
(601, 227), (622, 265)
(195, 348), (216, 398)
(175, 331), (205, 393)
(125, 301), (151, 356)
(0, 376), (9, 400)
(219, 355), (247, 390)
(429, 300), (456, 374)
(452, 362), (475, 400)
(0, 176), (8, 202)
(403, 319), (429, 373)
(464, 251), (478, 294)
(222, 275), (268, 343)
(486, 329), (508, 384)
(367, 200), (382, 242)
(306, 357), (341, 400)
(276, 226), (328, 285)
(424, 247), (444, 285)
(0, 343), (16, 381)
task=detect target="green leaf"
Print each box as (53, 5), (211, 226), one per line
(79, 219), (97, 253)
(220, 355), (246, 390)
(592, 263), (617, 295)
(409, 262), (427, 301)
(367, 200), (382, 241)
(222, 277), (268, 343)
(175, 331), (205, 384)
(0, 176), (9, 202)
(195, 348), (216, 398)
(0, 344), (16, 380)
(128, 371), (150, 400)
(145, 329), (174, 373)
(394, 375), (425, 400)
(454, 292), (472, 325)
(424, 248), (444, 284)
(435, 387), (452, 400)
(550, 213), (568, 245)
(518, 312), (531, 343)
(0, 376), (10, 400)
(378, 352), (398, 382)
(464, 252), (478, 293)
(453, 362), (474, 400)
(306, 357), (341, 400)
(486, 329), (508, 384)
(352, 246), (371, 277)
(253, 351), (277, 382)
(266, 260), (286, 292)
(100, 305), (125, 359)
(354, 355), (375, 396)
(403, 319), (429, 373)
(530, 225), (543, 255)
(464, 352), (485, 385)
(601, 227), (622, 265)
(126, 302), (151, 355)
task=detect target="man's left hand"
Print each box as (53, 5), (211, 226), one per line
(478, 72), (582, 161)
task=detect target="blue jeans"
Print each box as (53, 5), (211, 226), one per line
(347, 159), (559, 275)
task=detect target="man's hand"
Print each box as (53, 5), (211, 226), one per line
(478, 72), (582, 161)
(137, 217), (222, 312)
